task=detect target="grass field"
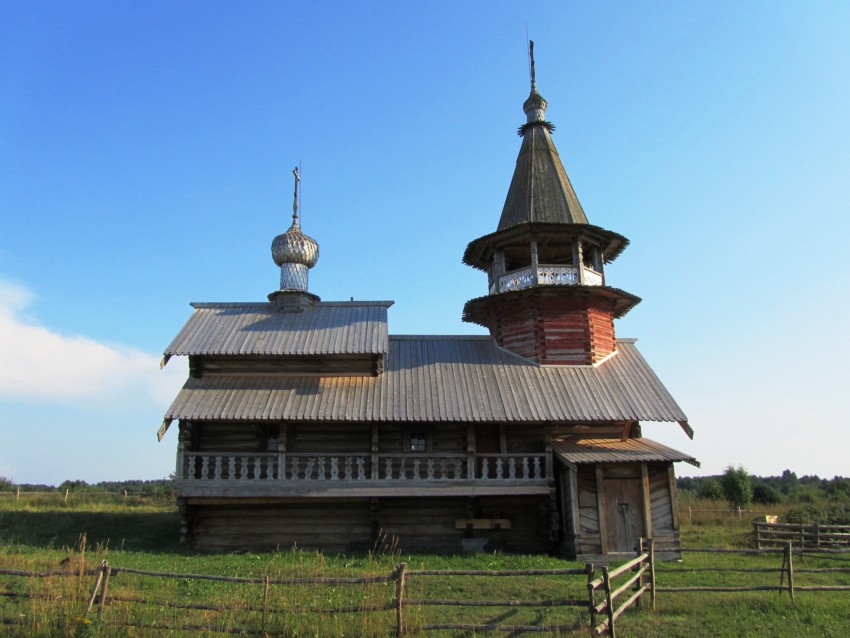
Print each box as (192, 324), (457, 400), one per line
(1, 495), (848, 636)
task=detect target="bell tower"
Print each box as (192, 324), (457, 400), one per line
(462, 43), (640, 365)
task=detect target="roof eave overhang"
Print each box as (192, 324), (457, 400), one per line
(462, 286), (642, 327)
(463, 222), (629, 271)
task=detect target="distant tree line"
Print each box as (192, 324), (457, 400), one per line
(0, 476), (175, 497)
(678, 467), (850, 524)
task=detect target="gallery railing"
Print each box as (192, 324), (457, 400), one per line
(178, 452), (552, 483)
(491, 264), (603, 294)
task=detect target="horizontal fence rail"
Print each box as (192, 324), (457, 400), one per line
(755, 522), (850, 550)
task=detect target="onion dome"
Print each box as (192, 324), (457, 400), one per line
(269, 167), (320, 303)
(271, 218), (319, 269)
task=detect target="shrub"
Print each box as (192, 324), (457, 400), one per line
(721, 465), (752, 509)
(784, 502), (850, 525)
(697, 479), (724, 500)
(752, 484), (782, 505)
(0, 476), (14, 492)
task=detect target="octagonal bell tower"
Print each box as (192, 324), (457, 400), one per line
(462, 43), (640, 365)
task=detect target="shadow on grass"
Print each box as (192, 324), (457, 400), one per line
(0, 509), (182, 552)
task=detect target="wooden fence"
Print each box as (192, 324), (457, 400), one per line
(587, 544), (654, 638)
(754, 521), (850, 550)
(0, 556), (652, 636)
(9, 543), (845, 635)
(652, 542), (850, 601)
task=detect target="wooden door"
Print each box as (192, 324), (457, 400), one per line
(604, 478), (645, 553)
(475, 426), (501, 478)
(475, 426), (501, 454)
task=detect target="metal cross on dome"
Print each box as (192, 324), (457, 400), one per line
(292, 166), (301, 225)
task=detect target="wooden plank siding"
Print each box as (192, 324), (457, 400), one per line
(648, 463), (681, 556)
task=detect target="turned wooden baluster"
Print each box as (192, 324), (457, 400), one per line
(330, 457), (339, 480)
(522, 457), (530, 479)
(356, 457), (365, 480)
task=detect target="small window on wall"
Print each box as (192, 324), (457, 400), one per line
(410, 433), (426, 453)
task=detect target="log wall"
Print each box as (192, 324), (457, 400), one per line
(187, 495), (551, 553)
(483, 293), (617, 364)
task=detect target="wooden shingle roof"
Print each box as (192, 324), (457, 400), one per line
(163, 337), (689, 427)
(498, 123), (588, 229)
(163, 301), (392, 358)
(552, 438), (699, 467)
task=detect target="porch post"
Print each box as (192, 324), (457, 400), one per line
(466, 424), (476, 479)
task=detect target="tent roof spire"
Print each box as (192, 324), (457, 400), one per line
(498, 42), (588, 230)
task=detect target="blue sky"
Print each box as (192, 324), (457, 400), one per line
(1, 2), (848, 485)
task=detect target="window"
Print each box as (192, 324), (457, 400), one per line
(410, 433), (426, 453)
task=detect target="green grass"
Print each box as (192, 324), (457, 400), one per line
(1, 498), (849, 636)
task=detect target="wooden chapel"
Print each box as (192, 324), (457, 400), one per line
(159, 45), (697, 558)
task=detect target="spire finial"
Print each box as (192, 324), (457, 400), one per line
(292, 166), (301, 227)
(519, 41), (552, 135)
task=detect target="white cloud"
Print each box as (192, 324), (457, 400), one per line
(0, 278), (185, 404)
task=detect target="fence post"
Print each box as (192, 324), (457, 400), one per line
(755, 523), (761, 550)
(602, 566), (616, 638)
(786, 542), (795, 604)
(84, 560), (106, 616)
(262, 575), (270, 633)
(64, 489), (69, 503)
(635, 538), (644, 611)
(586, 563), (596, 629)
(16, 486), (20, 502)
(648, 538), (656, 611)
(395, 562), (407, 637)
(97, 562), (111, 621)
